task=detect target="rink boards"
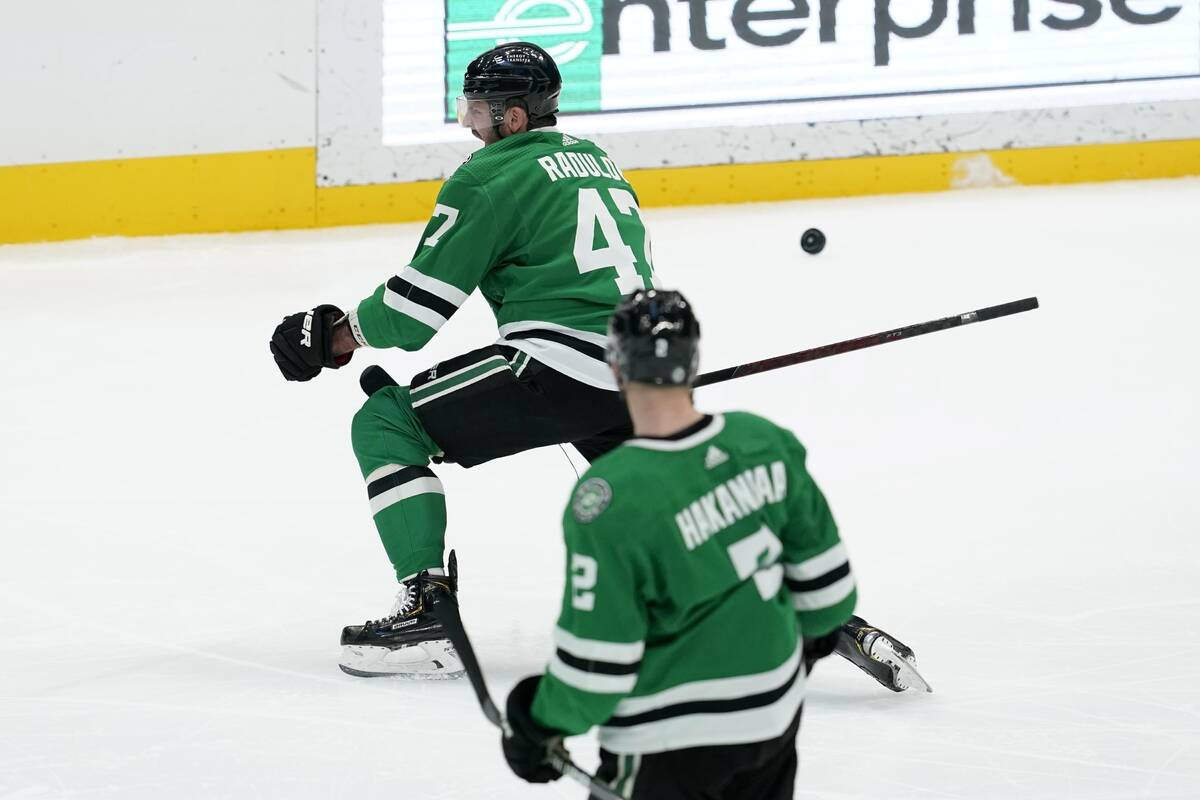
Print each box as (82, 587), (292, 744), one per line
(4, 0), (1200, 244)
(4, 136), (1200, 245)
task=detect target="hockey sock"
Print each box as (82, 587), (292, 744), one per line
(351, 385), (447, 580)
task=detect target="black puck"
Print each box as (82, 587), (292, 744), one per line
(801, 228), (826, 255)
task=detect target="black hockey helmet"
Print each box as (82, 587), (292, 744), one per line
(460, 41), (561, 130)
(607, 289), (701, 387)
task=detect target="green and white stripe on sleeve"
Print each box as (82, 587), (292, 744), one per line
(548, 626), (644, 695)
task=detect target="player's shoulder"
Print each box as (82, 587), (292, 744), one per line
(447, 130), (585, 176)
(563, 450), (646, 530)
(437, 161), (488, 200)
(720, 410), (796, 441)
(530, 128), (604, 153)
(502, 129), (615, 169)
(573, 446), (641, 493)
(717, 411), (808, 461)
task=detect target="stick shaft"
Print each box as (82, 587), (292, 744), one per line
(428, 590), (504, 729)
(693, 297), (1038, 388)
(428, 590), (623, 800)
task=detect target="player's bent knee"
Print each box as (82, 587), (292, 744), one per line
(351, 385), (408, 444)
(350, 386), (432, 466)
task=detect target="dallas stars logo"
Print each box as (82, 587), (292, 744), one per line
(572, 477), (612, 523)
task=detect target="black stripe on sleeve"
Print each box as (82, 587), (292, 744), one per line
(367, 466), (437, 499)
(604, 658), (802, 728)
(555, 648), (641, 676)
(504, 329), (607, 362)
(386, 276), (459, 321)
(785, 561), (851, 594)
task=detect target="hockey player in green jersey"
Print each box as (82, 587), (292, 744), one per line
(502, 289), (852, 798)
(268, 41), (927, 692)
(269, 42), (654, 679)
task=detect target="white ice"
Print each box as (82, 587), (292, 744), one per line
(2, 177), (1199, 799)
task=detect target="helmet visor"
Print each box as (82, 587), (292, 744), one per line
(455, 96), (497, 131)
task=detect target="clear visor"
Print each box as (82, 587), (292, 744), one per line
(455, 96), (496, 130)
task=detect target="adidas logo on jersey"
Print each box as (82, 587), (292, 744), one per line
(562, 134), (578, 145)
(704, 446), (728, 469)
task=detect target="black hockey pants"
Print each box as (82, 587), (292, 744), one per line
(592, 706), (802, 800)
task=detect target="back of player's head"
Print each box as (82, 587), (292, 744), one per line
(607, 289), (701, 387)
(461, 42), (561, 129)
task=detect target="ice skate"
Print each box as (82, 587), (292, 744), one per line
(339, 554), (464, 680)
(835, 615), (931, 693)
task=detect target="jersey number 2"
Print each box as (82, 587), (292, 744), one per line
(727, 526), (784, 601)
(574, 188), (653, 293)
(570, 553), (598, 611)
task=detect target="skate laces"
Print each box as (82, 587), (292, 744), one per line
(365, 580), (420, 626)
(392, 582), (420, 616)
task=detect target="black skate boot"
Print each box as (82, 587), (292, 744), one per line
(338, 552), (464, 679)
(835, 615), (931, 693)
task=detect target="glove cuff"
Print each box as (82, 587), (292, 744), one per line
(312, 304), (350, 369)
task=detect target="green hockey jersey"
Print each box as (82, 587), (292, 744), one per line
(530, 412), (857, 755)
(346, 129), (657, 390)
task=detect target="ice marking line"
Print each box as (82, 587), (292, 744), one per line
(0, 612), (357, 690)
(132, 640), (358, 687)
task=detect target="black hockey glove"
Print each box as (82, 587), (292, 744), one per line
(804, 630), (842, 674)
(502, 675), (563, 784)
(269, 304), (352, 382)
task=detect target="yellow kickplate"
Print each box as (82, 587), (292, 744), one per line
(0, 148), (316, 245)
(3, 139), (1198, 245)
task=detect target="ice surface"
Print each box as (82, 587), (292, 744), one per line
(2, 178), (1198, 799)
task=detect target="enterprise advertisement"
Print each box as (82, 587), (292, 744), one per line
(383, 0), (1200, 144)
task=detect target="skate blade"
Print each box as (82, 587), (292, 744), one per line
(868, 638), (932, 693)
(338, 640), (465, 680)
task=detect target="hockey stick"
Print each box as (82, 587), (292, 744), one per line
(693, 297), (1039, 388)
(360, 297), (1038, 396)
(425, 573), (624, 800)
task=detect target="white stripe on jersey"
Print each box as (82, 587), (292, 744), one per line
(598, 655), (805, 755)
(384, 288), (448, 330)
(784, 542), (849, 580)
(496, 320), (616, 391)
(498, 320), (610, 348)
(548, 652), (638, 694)
(612, 645), (800, 717)
(791, 574), (856, 611)
(553, 627), (644, 665)
(369, 476), (445, 516)
(400, 265), (469, 307)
